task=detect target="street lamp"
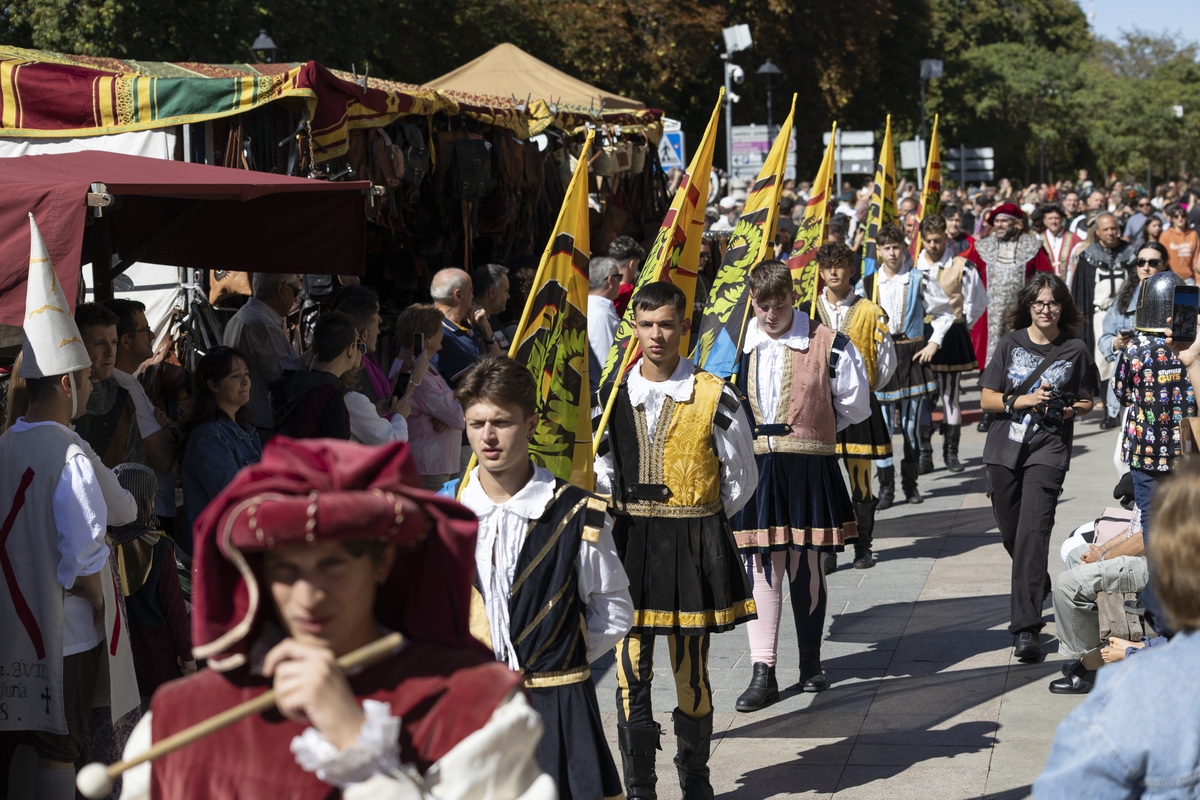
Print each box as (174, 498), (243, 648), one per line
(757, 59), (781, 130)
(721, 24), (752, 185)
(251, 30), (278, 64)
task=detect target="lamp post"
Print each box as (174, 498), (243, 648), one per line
(918, 58), (943, 188)
(251, 30), (278, 64)
(721, 24), (752, 185)
(757, 59), (781, 130)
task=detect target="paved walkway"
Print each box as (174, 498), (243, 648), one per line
(593, 383), (1122, 799)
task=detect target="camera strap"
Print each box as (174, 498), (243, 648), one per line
(1003, 340), (1070, 411)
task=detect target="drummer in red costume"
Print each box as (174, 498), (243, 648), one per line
(117, 437), (553, 800)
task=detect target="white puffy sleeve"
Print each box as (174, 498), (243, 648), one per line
(715, 385), (758, 517)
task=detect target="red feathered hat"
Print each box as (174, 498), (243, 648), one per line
(987, 202), (1022, 223)
(190, 437), (482, 671)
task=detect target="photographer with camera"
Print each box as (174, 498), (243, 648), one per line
(980, 273), (1097, 663)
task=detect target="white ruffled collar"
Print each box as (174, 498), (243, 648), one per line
(743, 308), (811, 353)
(461, 462), (557, 521)
(627, 355), (696, 407)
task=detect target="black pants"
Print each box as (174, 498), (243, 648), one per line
(987, 463), (1065, 634)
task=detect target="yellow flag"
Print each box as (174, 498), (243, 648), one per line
(861, 116), (897, 300)
(502, 130), (595, 488)
(597, 90), (723, 403)
(695, 95), (798, 378)
(910, 115), (942, 259)
(789, 123), (837, 316)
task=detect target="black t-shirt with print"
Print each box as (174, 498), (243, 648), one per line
(978, 328), (1098, 471)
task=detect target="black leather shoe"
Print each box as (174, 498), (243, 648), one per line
(1049, 667), (1096, 694)
(1060, 659), (1081, 678)
(1014, 631), (1041, 663)
(852, 549), (875, 569)
(1099, 415), (1120, 430)
(735, 663), (779, 712)
(905, 488), (924, 504)
(798, 646), (828, 692)
(823, 552), (838, 575)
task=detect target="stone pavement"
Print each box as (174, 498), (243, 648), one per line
(592, 381), (1123, 799)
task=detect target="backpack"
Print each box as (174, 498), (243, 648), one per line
(446, 138), (495, 200)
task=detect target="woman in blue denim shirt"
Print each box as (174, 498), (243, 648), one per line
(1099, 245), (1170, 427)
(180, 347), (262, 557)
(1036, 460), (1200, 798)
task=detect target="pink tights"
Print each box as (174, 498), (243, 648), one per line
(745, 550), (822, 666)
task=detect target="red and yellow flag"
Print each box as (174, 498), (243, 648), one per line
(695, 95), (798, 378)
(789, 123), (838, 317)
(596, 90), (723, 402)
(503, 130), (596, 487)
(909, 114), (942, 260)
(861, 116), (897, 300)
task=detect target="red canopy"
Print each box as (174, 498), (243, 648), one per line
(0, 151), (369, 326)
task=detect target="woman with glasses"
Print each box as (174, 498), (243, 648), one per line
(979, 273), (1097, 664)
(1098, 242), (1173, 429)
(1124, 196), (1164, 242)
(1158, 203), (1199, 284)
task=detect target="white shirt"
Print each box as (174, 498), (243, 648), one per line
(587, 294), (620, 370)
(112, 367), (163, 439)
(460, 464), (633, 670)
(819, 292), (898, 390)
(915, 249), (988, 328)
(742, 309), (872, 434)
(869, 261), (955, 346)
(593, 357), (758, 517)
(344, 390), (408, 444)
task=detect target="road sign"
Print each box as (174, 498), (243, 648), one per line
(823, 130), (875, 147)
(730, 124), (797, 181)
(899, 139), (926, 171)
(660, 131), (686, 170)
(947, 146), (995, 184)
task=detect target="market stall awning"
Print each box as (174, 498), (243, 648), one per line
(0, 150), (369, 326)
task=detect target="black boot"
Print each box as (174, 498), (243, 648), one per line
(672, 709), (714, 800)
(875, 465), (896, 511)
(735, 663), (779, 712)
(918, 424), (935, 474)
(853, 499), (877, 569)
(823, 552), (838, 575)
(943, 423), (964, 473)
(976, 411), (995, 432)
(798, 645), (828, 692)
(900, 461), (923, 504)
(617, 722), (662, 800)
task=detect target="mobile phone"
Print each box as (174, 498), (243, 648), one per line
(393, 372), (411, 399)
(1119, 328), (1133, 338)
(412, 331), (424, 359)
(1172, 285), (1198, 344)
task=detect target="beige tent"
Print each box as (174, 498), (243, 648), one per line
(425, 42), (644, 111)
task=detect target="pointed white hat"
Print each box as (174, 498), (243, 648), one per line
(21, 213), (92, 379)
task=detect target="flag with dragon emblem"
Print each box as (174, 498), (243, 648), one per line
(504, 130), (595, 487)
(596, 90), (724, 403)
(861, 115), (897, 300)
(788, 124), (838, 316)
(694, 95), (798, 379)
(908, 114), (942, 260)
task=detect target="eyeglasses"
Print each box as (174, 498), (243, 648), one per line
(1138, 202), (1152, 208)
(124, 327), (152, 338)
(1135, 258), (1164, 268)
(1030, 301), (1062, 312)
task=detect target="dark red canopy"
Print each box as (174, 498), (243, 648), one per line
(0, 151), (369, 326)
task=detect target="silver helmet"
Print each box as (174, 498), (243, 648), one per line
(1135, 270), (1184, 334)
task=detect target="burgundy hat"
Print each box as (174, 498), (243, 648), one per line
(987, 203), (1022, 223)
(190, 437), (482, 670)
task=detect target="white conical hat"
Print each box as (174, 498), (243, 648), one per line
(21, 213), (92, 379)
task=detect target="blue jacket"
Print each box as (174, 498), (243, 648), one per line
(1035, 629), (1200, 798)
(181, 415), (262, 553)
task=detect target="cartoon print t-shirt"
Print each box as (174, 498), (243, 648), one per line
(979, 329), (1098, 470)
(1113, 332), (1198, 472)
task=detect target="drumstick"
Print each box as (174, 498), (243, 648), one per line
(77, 631), (405, 799)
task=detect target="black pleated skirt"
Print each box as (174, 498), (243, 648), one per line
(729, 452), (857, 553)
(836, 394), (893, 460)
(613, 512), (756, 635)
(530, 682), (624, 800)
(929, 321), (978, 372)
(876, 338), (937, 402)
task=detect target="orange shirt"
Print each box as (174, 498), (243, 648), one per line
(1159, 227), (1200, 280)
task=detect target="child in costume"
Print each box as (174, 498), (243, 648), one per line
(594, 281), (757, 800)
(728, 259), (871, 712)
(813, 242), (897, 573)
(457, 356), (632, 800)
(858, 223), (954, 506)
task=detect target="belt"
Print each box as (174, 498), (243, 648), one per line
(891, 335), (926, 343)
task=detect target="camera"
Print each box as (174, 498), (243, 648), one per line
(1036, 389), (1078, 434)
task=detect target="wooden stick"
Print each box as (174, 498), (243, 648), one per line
(89, 631), (405, 785)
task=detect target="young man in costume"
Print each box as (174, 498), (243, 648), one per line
(594, 281), (757, 800)
(813, 243), (897, 573)
(858, 224), (954, 506)
(729, 259), (871, 712)
(457, 356), (633, 800)
(0, 216), (138, 800)
(116, 437), (553, 800)
(915, 214), (987, 473)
